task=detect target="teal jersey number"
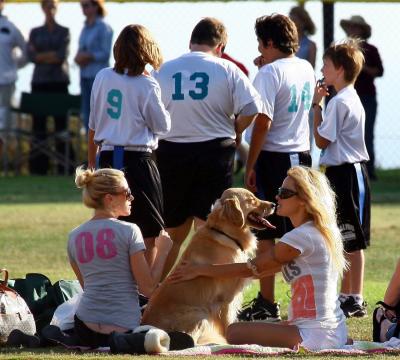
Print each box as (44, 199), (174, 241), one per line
(288, 81), (312, 113)
(189, 72), (209, 100)
(288, 85), (298, 113)
(172, 72), (209, 100)
(107, 89), (122, 120)
(172, 73), (184, 100)
(301, 82), (312, 110)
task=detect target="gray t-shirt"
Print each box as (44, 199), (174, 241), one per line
(67, 218), (145, 330)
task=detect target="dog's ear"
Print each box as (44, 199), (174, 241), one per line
(222, 197), (245, 227)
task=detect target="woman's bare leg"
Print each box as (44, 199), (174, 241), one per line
(226, 321), (301, 349)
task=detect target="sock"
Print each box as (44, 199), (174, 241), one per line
(351, 294), (364, 305)
(339, 293), (349, 303)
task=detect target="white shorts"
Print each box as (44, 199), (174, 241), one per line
(299, 320), (348, 350)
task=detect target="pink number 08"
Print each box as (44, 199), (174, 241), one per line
(75, 229), (117, 263)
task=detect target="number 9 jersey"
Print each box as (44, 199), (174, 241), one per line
(153, 52), (262, 143)
(88, 68), (171, 151)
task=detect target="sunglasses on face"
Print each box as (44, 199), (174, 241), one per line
(277, 187), (298, 199)
(113, 188), (133, 201)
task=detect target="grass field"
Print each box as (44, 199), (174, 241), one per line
(1, 169), (400, 359)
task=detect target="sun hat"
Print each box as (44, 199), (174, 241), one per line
(340, 15), (371, 39)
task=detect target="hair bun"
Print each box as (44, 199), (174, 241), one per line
(75, 166), (94, 188)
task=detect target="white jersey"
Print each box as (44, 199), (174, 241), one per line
(154, 52), (262, 143)
(280, 221), (345, 329)
(251, 56), (315, 152)
(318, 85), (369, 166)
(89, 68), (171, 151)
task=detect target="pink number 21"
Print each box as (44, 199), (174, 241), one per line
(75, 229), (117, 263)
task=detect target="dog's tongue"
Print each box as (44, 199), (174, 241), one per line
(261, 217), (276, 229)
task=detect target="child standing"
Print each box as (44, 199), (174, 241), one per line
(313, 39), (370, 318)
(68, 166), (172, 348)
(87, 25), (171, 264)
(241, 14), (315, 322)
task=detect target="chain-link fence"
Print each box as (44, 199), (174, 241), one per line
(5, 1), (399, 170)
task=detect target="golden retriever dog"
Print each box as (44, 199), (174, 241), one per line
(141, 188), (275, 345)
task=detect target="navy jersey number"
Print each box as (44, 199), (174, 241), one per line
(172, 72), (209, 100)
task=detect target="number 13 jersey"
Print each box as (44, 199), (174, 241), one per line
(154, 51), (262, 143)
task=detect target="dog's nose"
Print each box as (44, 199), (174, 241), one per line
(271, 203), (276, 211)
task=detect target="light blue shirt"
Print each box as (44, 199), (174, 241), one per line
(0, 14), (27, 84)
(78, 17), (113, 79)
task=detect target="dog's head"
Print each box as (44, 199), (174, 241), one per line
(208, 188), (275, 230)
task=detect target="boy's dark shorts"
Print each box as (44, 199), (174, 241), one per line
(156, 138), (235, 228)
(99, 150), (164, 238)
(325, 162), (371, 252)
(255, 150), (312, 240)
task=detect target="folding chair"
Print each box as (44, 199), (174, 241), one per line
(7, 92), (82, 175)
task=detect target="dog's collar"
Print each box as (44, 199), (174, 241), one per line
(210, 227), (244, 252)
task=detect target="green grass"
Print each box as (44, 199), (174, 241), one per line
(1, 169), (400, 358)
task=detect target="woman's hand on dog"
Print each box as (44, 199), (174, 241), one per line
(167, 261), (202, 283)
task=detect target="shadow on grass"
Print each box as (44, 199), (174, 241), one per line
(0, 169), (399, 204)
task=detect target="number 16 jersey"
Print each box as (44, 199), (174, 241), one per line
(154, 51), (262, 143)
(253, 57), (316, 153)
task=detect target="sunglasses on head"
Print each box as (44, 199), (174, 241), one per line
(277, 187), (298, 199)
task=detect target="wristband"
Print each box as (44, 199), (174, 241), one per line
(312, 102), (322, 111)
(246, 258), (260, 276)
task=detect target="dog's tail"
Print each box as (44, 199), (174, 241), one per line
(194, 319), (227, 345)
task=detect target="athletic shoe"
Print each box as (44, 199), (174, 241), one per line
(6, 329), (40, 348)
(237, 292), (281, 322)
(340, 296), (368, 318)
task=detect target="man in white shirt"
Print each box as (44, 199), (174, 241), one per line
(154, 17), (262, 277)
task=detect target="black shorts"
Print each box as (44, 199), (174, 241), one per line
(156, 138), (236, 227)
(255, 151), (312, 240)
(99, 150), (164, 238)
(74, 315), (110, 348)
(324, 162), (371, 252)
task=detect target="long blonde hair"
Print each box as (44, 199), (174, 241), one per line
(75, 166), (126, 209)
(287, 166), (348, 276)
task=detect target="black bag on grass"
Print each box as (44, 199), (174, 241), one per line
(7, 273), (81, 333)
(373, 301), (400, 342)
